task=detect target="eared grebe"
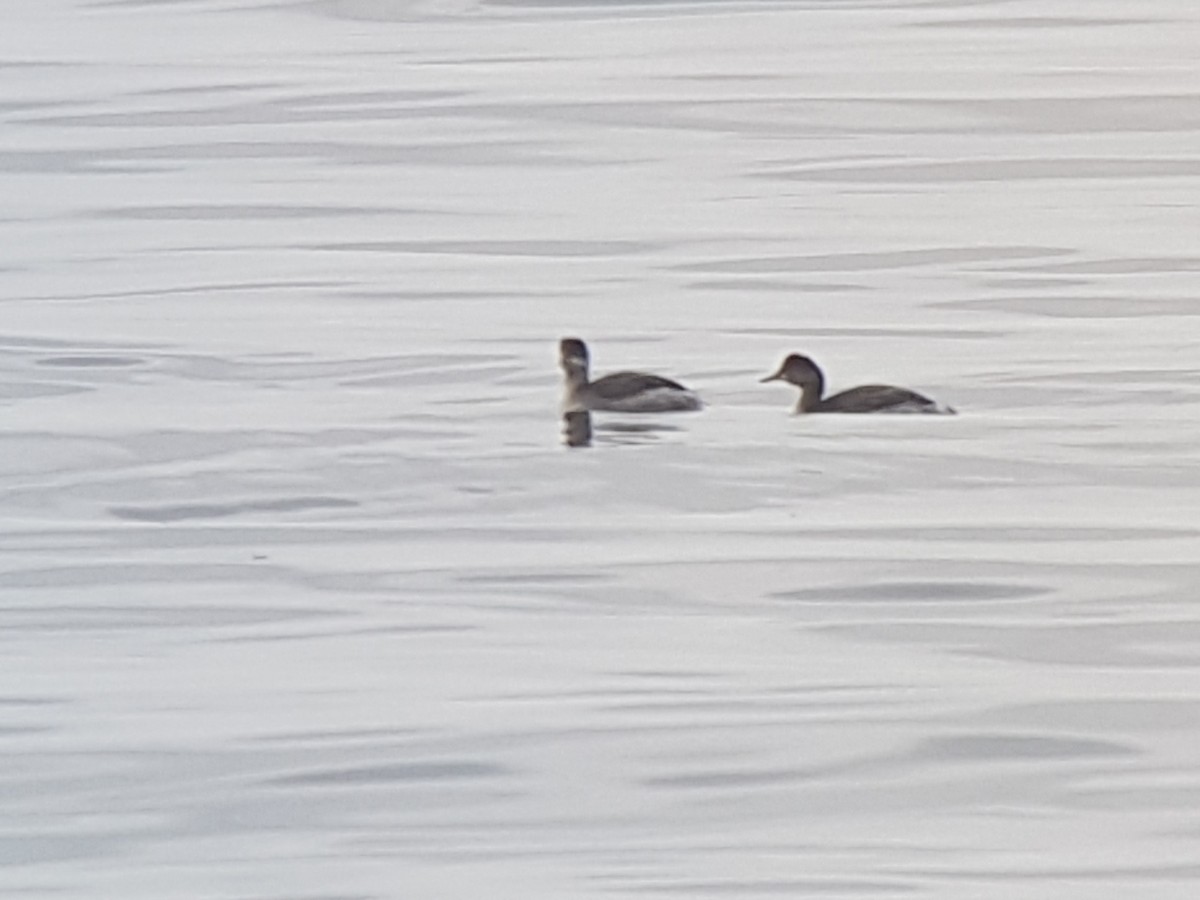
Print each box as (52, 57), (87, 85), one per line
(761, 354), (955, 414)
(559, 338), (702, 413)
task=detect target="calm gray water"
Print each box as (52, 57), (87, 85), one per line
(3, 0), (1200, 897)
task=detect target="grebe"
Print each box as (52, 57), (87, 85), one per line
(559, 338), (702, 413)
(761, 354), (955, 415)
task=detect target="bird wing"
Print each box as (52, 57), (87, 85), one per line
(819, 384), (936, 413)
(588, 371), (690, 401)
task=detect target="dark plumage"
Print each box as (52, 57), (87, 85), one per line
(761, 354), (954, 415)
(587, 371), (693, 400)
(559, 338), (702, 413)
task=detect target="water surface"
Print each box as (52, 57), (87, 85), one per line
(3, 1), (1200, 897)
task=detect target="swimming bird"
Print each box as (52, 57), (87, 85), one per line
(760, 354), (955, 414)
(559, 338), (702, 413)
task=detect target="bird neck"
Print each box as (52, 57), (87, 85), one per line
(562, 360), (589, 387)
(795, 374), (824, 413)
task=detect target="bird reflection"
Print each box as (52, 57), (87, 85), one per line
(562, 410), (593, 448)
(562, 410), (692, 448)
(597, 421), (681, 435)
